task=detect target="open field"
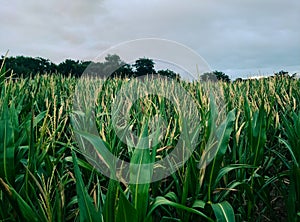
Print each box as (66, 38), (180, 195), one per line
(0, 71), (300, 221)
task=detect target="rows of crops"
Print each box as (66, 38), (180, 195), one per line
(0, 68), (299, 221)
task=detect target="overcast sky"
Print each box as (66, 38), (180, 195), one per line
(1, 0), (300, 78)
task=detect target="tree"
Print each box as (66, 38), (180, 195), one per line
(200, 72), (217, 81)
(200, 71), (230, 82)
(35, 57), (57, 74)
(274, 70), (288, 77)
(0, 54), (183, 80)
(213, 71), (230, 82)
(234, 77), (244, 83)
(273, 70), (298, 79)
(58, 59), (79, 76)
(112, 64), (134, 78)
(1, 56), (57, 78)
(103, 54), (124, 75)
(133, 58), (156, 76)
(57, 59), (91, 77)
(157, 69), (180, 79)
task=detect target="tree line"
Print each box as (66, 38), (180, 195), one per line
(0, 54), (183, 79)
(0, 54), (238, 82)
(4, 54), (292, 82)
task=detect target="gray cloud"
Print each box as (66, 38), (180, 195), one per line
(1, 0), (299, 78)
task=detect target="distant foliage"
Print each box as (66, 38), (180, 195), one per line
(274, 70), (297, 79)
(200, 70), (231, 82)
(57, 59), (90, 77)
(0, 54), (181, 80)
(157, 69), (180, 79)
(200, 72), (218, 81)
(133, 58), (156, 77)
(213, 70), (231, 82)
(0, 56), (57, 78)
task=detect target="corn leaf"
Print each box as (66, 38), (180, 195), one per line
(116, 189), (138, 222)
(129, 121), (152, 221)
(210, 201), (235, 222)
(0, 178), (39, 222)
(72, 151), (101, 222)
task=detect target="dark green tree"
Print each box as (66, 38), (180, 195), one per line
(274, 70), (288, 77)
(103, 54), (124, 75)
(234, 77), (244, 83)
(112, 64), (134, 78)
(200, 71), (230, 82)
(157, 69), (180, 79)
(200, 72), (217, 81)
(0, 54), (182, 80)
(133, 58), (156, 76)
(213, 70), (230, 82)
(58, 59), (79, 76)
(57, 59), (90, 77)
(0, 56), (57, 78)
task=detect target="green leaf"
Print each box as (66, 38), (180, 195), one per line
(146, 196), (214, 222)
(215, 164), (256, 185)
(116, 190), (138, 222)
(279, 138), (299, 168)
(0, 100), (15, 184)
(206, 108), (236, 202)
(103, 179), (118, 222)
(252, 105), (267, 166)
(129, 121), (152, 221)
(192, 200), (206, 209)
(72, 151), (101, 222)
(0, 178), (39, 222)
(73, 129), (117, 179)
(210, 201), (235, 222)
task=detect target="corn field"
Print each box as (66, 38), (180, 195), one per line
(0, 66), (300, 221)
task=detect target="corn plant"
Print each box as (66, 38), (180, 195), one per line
(280, 112), (300, 221)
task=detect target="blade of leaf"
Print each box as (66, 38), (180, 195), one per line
(210, 201), (235, 222)
(129, 120), (152, 221)
(103, 179), (119, 222)
(146, 196), (214, 222)
(116, 189), (138, 222)
(0, 178), (40, 222)
(0, 99), (15, 184)
(72, 151), (101, 222)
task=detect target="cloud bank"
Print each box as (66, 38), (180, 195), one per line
(1, 0), (299, 78)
